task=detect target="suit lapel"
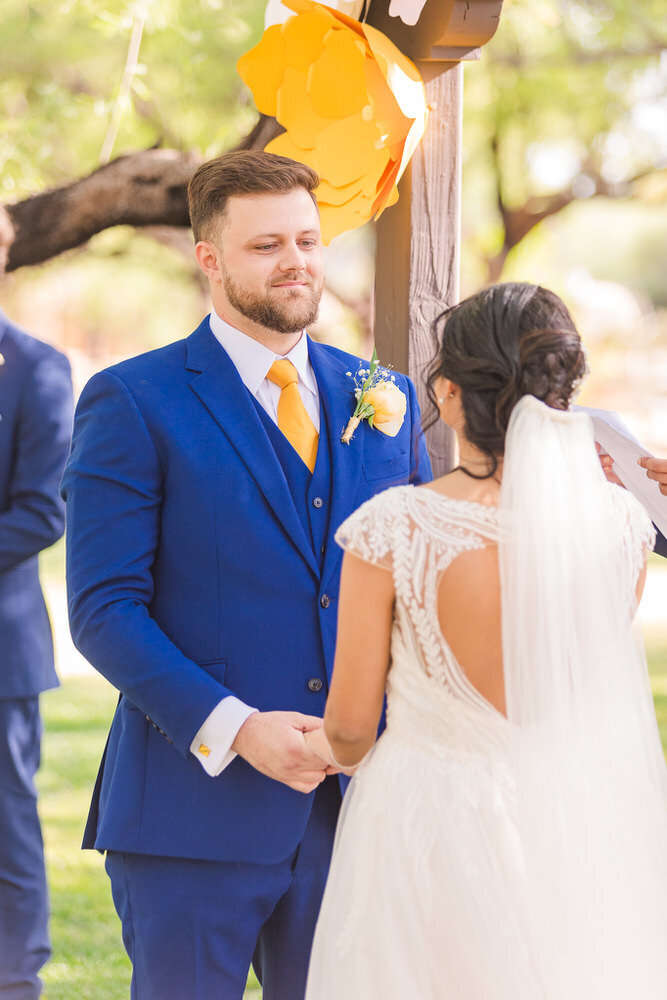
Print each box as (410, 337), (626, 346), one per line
(308, 340), (365, 587)
(186, 321), (320, 579)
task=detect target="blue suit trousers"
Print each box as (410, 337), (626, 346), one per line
(105, 776), (341, 1000)
(0, 699), (50, 1000)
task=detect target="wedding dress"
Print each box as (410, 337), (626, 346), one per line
(306, 397), (667, 999)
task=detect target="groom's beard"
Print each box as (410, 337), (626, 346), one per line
(223, 269), (323, 335)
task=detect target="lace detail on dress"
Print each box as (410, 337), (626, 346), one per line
(335, 481), (649, 727)
(335, 488), (398, 570)
(337, 485), (502, 717)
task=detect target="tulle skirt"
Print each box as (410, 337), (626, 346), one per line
(305, 729), (546, 1000)
(305, 722), (667, 1000)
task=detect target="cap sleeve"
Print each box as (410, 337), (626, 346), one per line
(335, 486), (407, 570)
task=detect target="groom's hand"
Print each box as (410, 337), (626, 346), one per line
(638, 456), (667, 496)
(231, 711), (330, 793)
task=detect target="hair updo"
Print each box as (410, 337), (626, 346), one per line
(425, 283), (588, 473)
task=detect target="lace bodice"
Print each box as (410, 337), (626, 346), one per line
(335, 483), (654, 752)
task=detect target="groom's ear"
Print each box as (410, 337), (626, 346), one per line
(195, 240), (223, 284)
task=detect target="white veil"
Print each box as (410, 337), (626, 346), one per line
(499, 394), (667, 998)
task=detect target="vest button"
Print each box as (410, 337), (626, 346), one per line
(312, 496), (324, 509)
(307, 677), (323, 693)
(320, 594), (330, 608)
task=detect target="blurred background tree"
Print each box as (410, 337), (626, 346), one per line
(1, 0), (263, 191)
(462, 0), (666, 284)
(460, 0), (666, 446)
(1, 0), (665, 441)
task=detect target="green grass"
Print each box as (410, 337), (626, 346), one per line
(37, 599), (667, 998)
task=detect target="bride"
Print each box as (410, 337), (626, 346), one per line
(304, 282), (667, 998)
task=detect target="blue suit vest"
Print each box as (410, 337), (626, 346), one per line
(252, 394), (331, 573)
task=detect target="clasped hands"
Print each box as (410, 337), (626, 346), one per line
(231, 711), (355, 794)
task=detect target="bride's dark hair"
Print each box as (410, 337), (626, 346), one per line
(425, 282), (588, 477)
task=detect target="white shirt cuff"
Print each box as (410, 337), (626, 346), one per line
(190, 697), (258, 776)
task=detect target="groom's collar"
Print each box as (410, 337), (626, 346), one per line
(207, 311), (316, 397)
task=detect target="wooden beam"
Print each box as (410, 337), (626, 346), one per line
(367, 0), (503, 60)
(374, 60), (462, 476)
(368, 0), (505, 474)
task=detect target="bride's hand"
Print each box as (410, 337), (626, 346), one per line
(303, 727), (357, 777)
(596, 443), (624, 486)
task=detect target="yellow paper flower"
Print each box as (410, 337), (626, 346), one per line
(237, 0), (428, 243)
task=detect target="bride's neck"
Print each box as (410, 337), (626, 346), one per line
(457, 440), (502, 481)
(424, 438), (503, 505)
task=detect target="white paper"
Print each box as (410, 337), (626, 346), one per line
(575, 405), (667, 540)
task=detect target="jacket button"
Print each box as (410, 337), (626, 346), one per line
(320, 594), (330, 608)
(312, 496), (324, 509)
(308, 677), (323, 692)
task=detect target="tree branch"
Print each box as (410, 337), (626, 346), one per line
(4, 148), (199, 272)
(486, 164), (658, 281)
(1, 114), (284, 273)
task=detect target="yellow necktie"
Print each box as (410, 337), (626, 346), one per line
(266, 359), (319, 472)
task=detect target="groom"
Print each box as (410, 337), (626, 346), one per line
(62, 150), (431, 999)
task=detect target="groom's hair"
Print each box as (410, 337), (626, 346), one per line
(188, 150), (320, 243)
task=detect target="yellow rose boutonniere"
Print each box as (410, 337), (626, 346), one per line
(341, 349), (407, 444)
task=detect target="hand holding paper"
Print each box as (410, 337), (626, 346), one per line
(638, 457), (667, 497)
(575, 405), (667, 539)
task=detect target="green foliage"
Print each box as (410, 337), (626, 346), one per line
(462, 0), (666, 265)
(2, 0), (665, 325)
(503, 197), (667, 308)
(1, 0), (266, 199)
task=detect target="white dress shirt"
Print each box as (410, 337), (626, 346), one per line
(189, 311), (321, 776)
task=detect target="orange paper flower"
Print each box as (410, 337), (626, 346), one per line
(237, 0), (428, 243)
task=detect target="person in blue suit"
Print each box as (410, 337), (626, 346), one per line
(62, 150), (431, 1000)
(0, 310), (73, 999)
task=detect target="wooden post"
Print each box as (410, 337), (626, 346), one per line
(374, 60), (463, 475)
(368, 1), (503, 476)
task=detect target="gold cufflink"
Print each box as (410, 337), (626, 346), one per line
(0, 354), (5, 365)
(198, 743), (211, 757)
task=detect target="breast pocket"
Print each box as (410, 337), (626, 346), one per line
(362, 453), (410, 483)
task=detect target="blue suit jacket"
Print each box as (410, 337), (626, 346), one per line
(0, 313), (73, 699)
(63, 320), (431, 863)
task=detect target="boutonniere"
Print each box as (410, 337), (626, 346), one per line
(341, 348), (407, 444)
